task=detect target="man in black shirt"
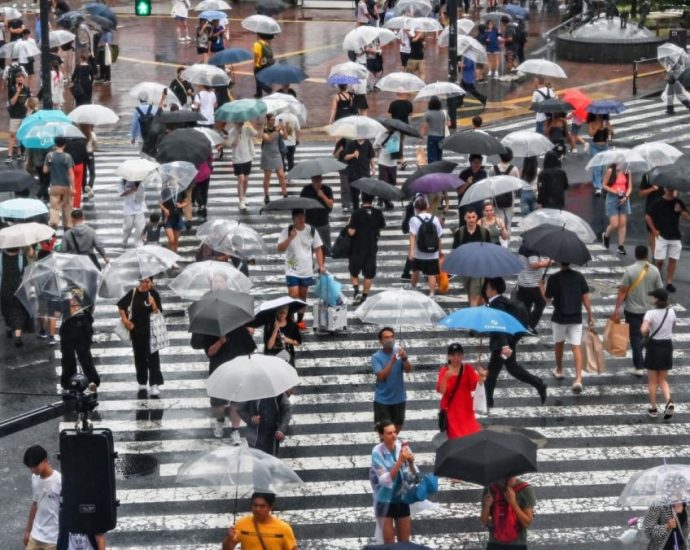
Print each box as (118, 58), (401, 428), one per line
(299, 175), (334, 256)
(638, 172), (664, 250)
(348, 192), (386, 305)
(388, 94), (413, 124)
(344, 138), (375, 210)
(645, 187), (690, 293)
(6, 72), (30, 162)
(169, 66), (194, 106)
(457, 154), (488, 223)
(451, 207), (490, 306)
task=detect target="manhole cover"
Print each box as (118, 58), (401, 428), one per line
(115, 454), (158, 479)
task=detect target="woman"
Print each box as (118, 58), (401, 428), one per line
(223, 493), (297, 550)
(537, 150), (569, 209)
(601, 161), (632, 255)
(544, 112), (569, 158)
(172, 0), (191, 41)
(160, 189), (189, 253)
(277, 113), (300, 172)
(263, 306), (301, 366)
(479, 201), (509, 245)
(436, 343), (482, 439)
(117, 277), (164, 397)
(329, 84), (356, 124)
(0, 247), (30, 347)
(420, 95), (447, 164)
(483, 19), (500, 79)
(516, 243), (550, 333)
(80, 124), (97, 200)
(642, 476), (688, 550)
(59, 290), (98, 393)
(374, 131), (399, 211)
(641, 288), (676, 420)
(65, 137), (88, 208)
(70, 53), (94, 106)
(196, 19), (211, 63)
(96, 27), (113, 83)
(260, 113), (288, 205)
(520, 155), (539, 215)
(587, 113), (612, 196)
(192, 155), (213, 220)
(227, 120), (257, 212)
(209, 19), (225, 54)
(50, 60), (65, 111)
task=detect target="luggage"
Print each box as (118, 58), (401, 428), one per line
(313, 300), (347, 333)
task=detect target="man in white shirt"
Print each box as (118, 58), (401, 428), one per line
(531, 77), (553, 135)
(488, 146), (521, 236)
(193, 85), (217, 127)
(118, 179), (147, 248)
(23, 445), (61, 550)
(407, 195), (443, 299)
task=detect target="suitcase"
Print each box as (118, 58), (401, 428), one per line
(313, 300), (347, 333)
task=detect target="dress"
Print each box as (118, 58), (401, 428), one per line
(436, 364), (481, 438)
(260, 128), (283, 171)
(0, 252), (29, 332)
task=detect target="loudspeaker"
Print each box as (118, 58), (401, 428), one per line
(59, 428), (119, 533)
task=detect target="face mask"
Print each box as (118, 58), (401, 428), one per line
(382, 338), (395, 350)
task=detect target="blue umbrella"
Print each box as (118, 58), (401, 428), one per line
(215, 99), (268, 123)
(209, 48), (253, 65)
(0, 198), (48, 220)
(503, 4), (529, 19)
(17, 110), (72, 143)
(443, 242), (523, 277)
(19, 122), (85, 150)
(439, 306), (527, 334)
(199, 9), (226, 20)
(256, 62), (309, 85)
(327, 74), (360, 86)
(57, 11), (85, 29)
(587, 99), (627, 115)
(84, 3), (118, 26)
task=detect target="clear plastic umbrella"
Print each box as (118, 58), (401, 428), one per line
(0, 222), (54, 248)
(115, 158), (160, 182)
(459, 175), (524, 206)
(437, 19), (474, 45)
(107, 245), (180, 289)
(128, 82), (181, 106)
(328, 61), (369, 80)
(194, 0), (232, 9)
(241, 14), (282, 34)
(632, 142), (683, 168)
(354, 289), (445, 329)
(457, 35), (488, 64)
(384, 16), (443, 32)
(0, 7), (22, 19)
(517, 59), (567, 79)
(143, 161), (199, 194)
(193, 127), (225, 147)
(500, 130), (555, 157)
(68, 104), (119, 125)
(327, 115), (387, 140)
(520, 208), (597, 244)
(375, 72), (426, 93)
(169, 261), (252, 300)
(619, 464), (690, 508)
(49, 29), (75, 48)
(197, 219), (267, 257)
(394, 0), (433, 16)
(657, 43), (690, 72)
(585, 148), (651, 172)
(181, 64), (230, 87)
(0, 40), (40, 59)
(342, 27), (396, 51)
(414, 81), (465, 101)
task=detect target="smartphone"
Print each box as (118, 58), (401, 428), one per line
(163, 88), (168, 96)
(288, 224), (294, 233)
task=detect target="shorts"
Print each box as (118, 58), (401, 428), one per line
(233, 161), (252, 176)
(400, 52), (410, 67)
(353, 93), (368, 110)
(25, 536), (57, 550)
(375, 501), (410, 519)
(374, 401), (406, 427)
(461, 276), (483, 299)
(164, 217), (185, 231)
(571, 122), (581, 136)
(654, 236), (682, 261)
(197, 47), (209, 55)
(406, 58), (423, 74)
(9, 118), (22, 133)
(412, 258), (440, 276)
(285, 275), (314, 288)
(174, 15), (188, 21)
(605, 193), (631, 217)
(552, 322), (583, 346)
(349, 253), (377, 279)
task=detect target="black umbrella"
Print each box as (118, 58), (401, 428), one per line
(158, 111), (206, 125)
(155, 128), (213, 167)
(521, 225), (592, 265)
(653, 163), (690, 192)
(188, 290), (254, 337)
(530, 98), (574, 114)
(57, 11), (85, 29)
(252, 296), (307, 327)
(256, 0), (289, 15)
(350, 177), (402, 201)
(441, 130), (506, 155)
(0, 168), (35, 193)
(260, 197), (325, 212)
(287, 157), (346, 180)
(434, 430), (537, 486)
(402, 160), (459, 198)
(377, 117), (422, 139)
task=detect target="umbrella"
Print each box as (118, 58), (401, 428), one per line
(456, 35), (488, 64)
(409, 173), (461, 194)
(0, 199), (48, 221)
(253, 296), (307, 327)
(128, 82), (181, 106)
(434, 430), (537, 486)
(49, 30), (75, 48)
(143, 161), (199, 195)
(376, 118), (421, 139)
(481, 11), (512, 24)
(394, 0), (433, 16)
(111, 245), (181, 281)
(439, 306), (527, 333)
(0, 169), (35, 193)
(68, 104), (119, 125)
(584, 148), (650, 173)
(587, 99), (627, 115)
(384, 16), (443, 32)
(261, 93), (306, 122)
(18, 110), (71, 134)
(194, 0), (232, 9)
(260, 197), (326, 212)
(521, 225), (592, 265)
(562, 89), (591, 122)
(287, 157), (346, 180)
(442, 242), (523, 278)
(0, 223), (54, 249)
(194, 127), (225, 147)
(516, 59), (566, 78)
(90, 13), (116, 30)
(676, 68), (690, 88)
(197, 219), (267, 257)
(459, 175), (524, 206)
(500, 130), (554, 157)
(170, 261), (252, 300)
(115, 158), (160, 182)
(83, 3), (117, 26)
(57, 11), (85, 29)
(181, 64), (230, 87)
(437, 18), (475, 45)
(0, 7), (22, 19)
(521, 209), (597, 244)
(657, 43), (688, 70)
(0, 40), (40, 59)
(199, 9), (227, 20)
(652, 163), (690, 192)
(215, 99), (268, 123)
(327, 116), (387, 140)
(209, 48), (253, 66)
(414, 81), (465, 101)
(256, 0), (289, 15)
(350, 178), (402, 201)
(632, 142), (683, 168)
(19, 122), (85, 149)
(329, 62), (369, 80)
(157, 110), (206, 125)
(327, 74), (361, 86)
(503, 3), (529, 18)
(256, 63), (308, 85)
(156, 129), (213, 167)
(405, 161), (458, 184)
(530, 98), (574, 114)
(342, 27), (396, 51)
(188, 290), (254, 336)
(619, 464), (690, 508)
(441, 130), (506, 155)
(241, 14), (282, 34)
(375, 72), (426, 93)
(354, 289), (445, 329)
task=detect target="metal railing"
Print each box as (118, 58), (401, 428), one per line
(632, 57), (665, 96)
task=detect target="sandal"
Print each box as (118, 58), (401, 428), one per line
(663, 401), (674, 420)
(648, 406), (658, 419)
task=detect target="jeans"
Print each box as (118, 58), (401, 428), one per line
(485, 347), (543, 408)
(625, 310), (645, 370)
(427, 135), (444, 163)
(590, 142), (608, 190)
(520, 189), (537, 215)
(516, 285), (546, 329)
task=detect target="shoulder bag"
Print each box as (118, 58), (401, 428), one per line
(113, 290), (135, 342)
(252, 517), (270, 550)
(149, 294), (169, 353)
(438, 364), (464, 432)
(641, 308), (669, 349)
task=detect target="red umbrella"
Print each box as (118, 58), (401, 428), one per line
(563, 89), (592, 123)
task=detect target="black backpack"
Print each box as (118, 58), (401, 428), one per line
(492, 164), (515, 208)
(414, 215), (439, 253)
(136, 105), (155, 140)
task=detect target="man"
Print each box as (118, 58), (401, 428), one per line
(344, 137), (376, 210)
(347, 192), (386, 306)
(480, 476), (536, 550)
(483, 277), (547, 408)
(488, 146), (520, 234)
(238, 392), (292, 457)
(223, 492), (297, 550)
(458, 55), (487, 109)
(387, 92), (413, 165)
(23, 445), (61, 550)
(457, 154), (488, 221)
(545, 262), (594, 394)
(130, 91), (159, 146)
(531, 77), (553, 134)
(408, 195), (443, 298)
(500, 16), (519, 75)
(6, 71), (30, 163)
(612, 245), (664, 377)
(371, 327), (412, 433)
(276, 209), (326, 331)
(452, 207), (490, 306)
(406, 26), (424, 79)
(299, 175), (334, 256)
(169, 66), (194, 106)
(253, 33), (274, 98)
(118, 178), (147, 248)
(43, 137), (75, 230)
(61, 209), (109, 269)
(645, 186), (690, 293)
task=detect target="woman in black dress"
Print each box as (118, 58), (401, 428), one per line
(71, 52), (94, 106)
(0, 247), (30, 346)
(263, 306), (301, 366)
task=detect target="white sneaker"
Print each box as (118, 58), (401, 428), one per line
(239, 200), (247, 211)
(229, 429), (241, 445)
(551, 368), (565, 380)
(150, 385), (160, 396)
(630, 368), (646, 377)
(212, 418), (224, 439)
(583, 142), (590, 154)
(138, 384), (148, 392)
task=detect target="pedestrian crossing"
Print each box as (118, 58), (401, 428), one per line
(49, 99), (690, 549)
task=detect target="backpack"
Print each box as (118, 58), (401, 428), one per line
(259, 41), (274, 69)
(492, 164), (515, 208)
(401, 202), (415, 234)
(514, 20), (527, 45)
(384, 132), (400, 155)
(490, 481), (530, 543)
(414, 215), (439, 253)
(135, 105), (155, 141)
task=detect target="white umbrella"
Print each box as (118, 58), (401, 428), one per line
(375, 71), (426, 93)
(0, 7), (22, 20)
(181, 64), (230, 87)
(194, 127), (224, 147)
(128, 82), (181, 106)
(328, 61), (369, 80)
(459, 175), (524, 206)
(414, 81), (465, 101)
(517, 59), (567, 79)
(354, 289), (445, 328)
(113, 245), (180, 280)
(194, 0), (232, 10)
(207, 354), (299, 402)
(342, 27), (396, 51)
(521, 208), (597, 244)
(262, 93), (307, 124)
(437, 18), (475, 46)
(49, 30), (75, 48)
(68, 104), (119, 125)
(169, 261), (252, 299)
(585, 148), (651, 172)
(632, 142), (683, 168)
(457, 35), (488, 64)
(0, 223), (54, 249)
(500, 130), (554, 157)
(115, 158), (160, 181)
(394, 0), (433, 16)
(0, 40), (41, 59)
(384, 16), (442, 32)
(241, 14), (282, 34)
(327, 115), (387, 140)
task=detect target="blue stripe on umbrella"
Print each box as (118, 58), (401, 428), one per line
(587, 99), (627, 114)
(327, 74), (360, 86)
(439, 306), (527, 334)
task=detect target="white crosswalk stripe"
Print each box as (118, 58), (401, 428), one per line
(60, 98), (690, 549)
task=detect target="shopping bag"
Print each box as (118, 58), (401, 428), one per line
(415, 146), (427, 166)
(582, 325), (606, 374)
(113, 320), (130, 342)
(473, 383), (488, 414)
(603, 319), (629, 357)
(313, 273), (342, 307)
(149, 311), (169, 353)
(438, 271), (450, 294)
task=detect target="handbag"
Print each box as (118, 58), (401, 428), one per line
(473, 382), (488, 414)
(113, 289), (135, 342)
(331, 227), (352, 259)
(438, 365), (464, 432)
(149, 310), (169, 353)
(641, 307), (669, 348)
(402, 472), (439, 504)
(603, 318), (629, 357)
(582, 325), (606, 374)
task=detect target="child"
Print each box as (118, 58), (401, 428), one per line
(141, 212), (162, 245)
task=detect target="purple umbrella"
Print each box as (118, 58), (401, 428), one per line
(409, 172), (462, 194)
(327, 74), (360, 86)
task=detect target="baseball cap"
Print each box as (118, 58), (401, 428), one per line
(447, 342), (464, 355)
(649, 288), (669, 301)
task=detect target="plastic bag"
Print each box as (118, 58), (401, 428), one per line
(313, 273), (342, 307)
(474, 383), (488, 415)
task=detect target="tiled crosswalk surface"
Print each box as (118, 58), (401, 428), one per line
(52, 96), (690, 549)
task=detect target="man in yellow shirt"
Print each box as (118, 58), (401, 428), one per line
(223, 492), (297, 550)
(253, 34), (275, 99)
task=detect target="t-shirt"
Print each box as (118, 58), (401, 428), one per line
(408, 212), (443, 260)
(648, 197), (687, 240)
(371, 348), (406, 405)
(388, 99), (413, 124)
(278, 225), (323, 278)
(228, 124), (258, 164)
(117, 288), (162, 336)
(532, 86), (552, 122)
(620, 261), (663, 315)
(118, 180), (147, 215)
(349, 205), (386, 255)
(397, 28), (411, 54)
(195, 90), (216, 125)
(461, 57), (476, 84)
(300, 184), (333, 228)
(345, 139), (375, 181)
(7, 84), (30, 118)
(640, 173), (664, 213)
(31, 471), (61, 544)
(424, 109), (446, 137)
(233, 514), (297, 550)
(545, 268), (589, 325)
(44, 151), (74, 187)
(517, 255), (548, 288)
(481, 479), (536, 546)
(644, 307), (676, 341)
(452, 224), (490, 249)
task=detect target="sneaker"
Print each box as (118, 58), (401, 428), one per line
(239, 200), (247, 211)
(571, 382), (583, 394)
(666, 283), (677, 293)
(85, 185), (94, 199)
(551, 368), (565, 380)
(648, 405), (658, 418)
(4, 157), (11, 164)
(37, 329), (47, 339)
(630, 368), (645, 377)
(352, 293), (365, 306)
(583, 142), (590, 153)
(617, 245), (627, 255)
(264, 195), (270, 205)
(297, 320), (308, 332)
(663, 401), (674, 420)
(602, 231), (610, 248)
(229, 428), (241, 445)
(47, 335), (56, 346)
(594, 189), (602, 197)
(212, 418), (224, 439)
(150, 384), (160, 396)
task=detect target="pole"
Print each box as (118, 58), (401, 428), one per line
(447, 0), (458, 129)
(39, 0), (53, 109)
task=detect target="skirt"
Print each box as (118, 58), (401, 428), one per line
(644, 339), (673, 371)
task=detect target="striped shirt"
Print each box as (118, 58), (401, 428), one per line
(517, 255), (547, 288)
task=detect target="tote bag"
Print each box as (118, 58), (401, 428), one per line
(149, 311), (169, 353)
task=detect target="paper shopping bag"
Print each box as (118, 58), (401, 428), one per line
(583, 326), (607, 374)
(603, 319), (629, 357)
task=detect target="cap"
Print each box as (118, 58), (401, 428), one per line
(447, 342), (464, 355)
(649, 288), (669, 301)
(138, 91), (149, 103)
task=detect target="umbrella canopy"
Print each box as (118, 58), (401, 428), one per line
(215, 99), (268, 123)
(57, 11), (85, 29)
(503, 3), (529, 18)
(500, 131), (554, 157)
(521, 225), (592, 265)
(404, 160), (458, 185)
(143, 161), (199, 195)
(262, 93), (306, 122)
(83, 3), (117, 25)
(395, 0), (433, 16)
(68, 104), (119, 125)
(384, 16), (442, 32)
(181, 64), (230, 87)
(17, 110), (71, 140)
(437, 18), (476, 45)
(0, 7), (22, 19)
(252, 296), (307, 327)
(481, 11), (512, 23)
(207, 354), (299, 402)
(439, 306), (527, 334)
(0, 222), (54, 249)
(327, 74), (361, 86)
(0, 198), (48, 220)
(517, 59), (567, 79)
(256, 63), (308, 85)
(157, 110), (206, 125)
(651, 163), (690, 192)
(0, 168), (35, 193)
(632, 142), (683, 168)
(241, 14), (282, 34)
(328, 62), (370, 80)
(328, 116), (387, 140)
(197, 219), (267, 257)
(170, 261), (252, 300)
(350, 178), (402, 201)
(209, 48), (253, 66)
(619, 464), (690, 508)
(342, 27), (396, 51)
(260, 197), (326, 212)
(288, 157), (346, 180)
(530, 98), (574, 114)
(354, 289), (445, 328)
(199, 9), (227, 20)
(521, 208), (597, 244)
(90, 13), (117, 30)
(256, 0), (289, 15)
(128, 82), (181, 106)
(49, 29), (75, 48)
(188, 290), (254, 336)
(434, 430), (538, 486)
(156, 129), (213, 167)
(375, 72), (426, 93)
(409, 172), (461, 194)
(414, 81), (465, 101)
(19, 122), (84, 149)
(562, 89), (591, 122)
(441, 130), (506, 155)
(657, 43), (688, 70)
(0, 40), (40, 59)
(377, 118), (422, 138)
(584, 147), (650, 173)
(443, 242), (523, 278)
(115, 158), (160, 182)
(195, 0), (232, 9)
(194, 127), (225, 147)
(456, 35), (488, 63)
(110, 245), (180, 282)
(587, 99), (627, 115)
(459, 175), (524, 206)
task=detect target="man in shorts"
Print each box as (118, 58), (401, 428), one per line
(545, 262), (593, 394)
(408, 195), (443, 299)
(452, 207), (490, 306)
(23, 445), (61, 550)
(6, 72), (30, 162)
(371, 327), (412, 433)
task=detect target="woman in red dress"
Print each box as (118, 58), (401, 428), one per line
(436, 342), (484, 438)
